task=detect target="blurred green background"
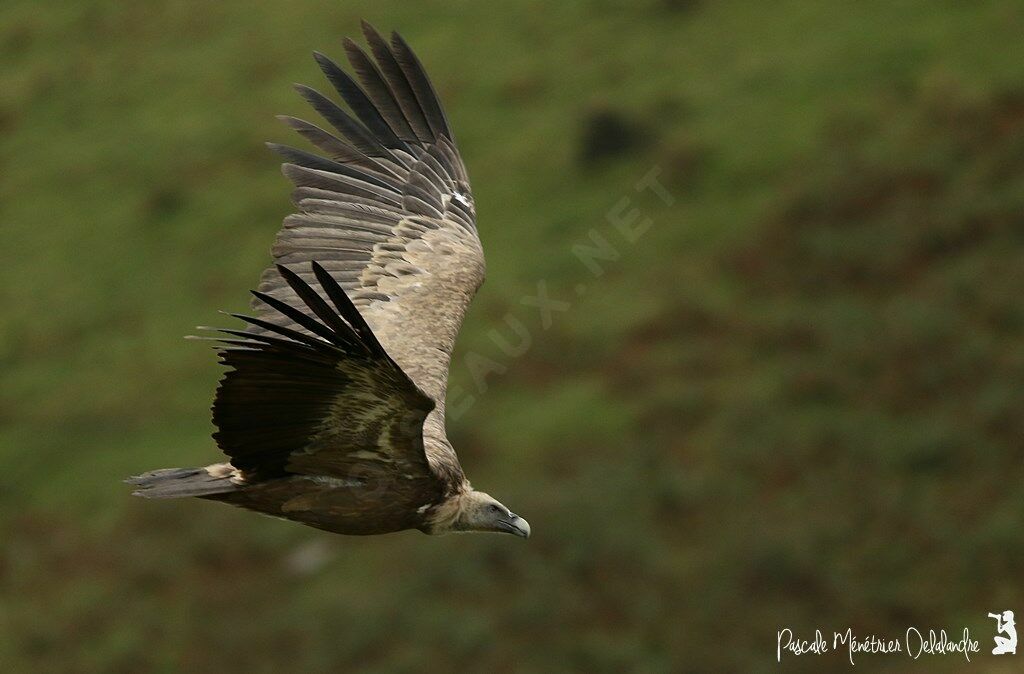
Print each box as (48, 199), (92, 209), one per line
(3, 0), (1024, 671)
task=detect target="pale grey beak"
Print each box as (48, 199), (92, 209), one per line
(504, 514), (531, 539)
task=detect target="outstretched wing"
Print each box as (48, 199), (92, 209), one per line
(252, 22), (484, 419)
(206, 262), (439, 492)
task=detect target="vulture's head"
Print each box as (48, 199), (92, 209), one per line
(449, 490), (531, 538)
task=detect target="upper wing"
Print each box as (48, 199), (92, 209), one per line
(207, 262), (439, 494)
(251, 22), (484, 411)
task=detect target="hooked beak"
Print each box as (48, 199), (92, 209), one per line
(501, 513), (531, 539)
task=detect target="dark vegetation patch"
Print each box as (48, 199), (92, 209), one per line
(576, 105), (653, 166)
(728, 84), (1024, 418)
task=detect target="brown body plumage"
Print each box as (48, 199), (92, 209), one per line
(126, 22), (530, 540)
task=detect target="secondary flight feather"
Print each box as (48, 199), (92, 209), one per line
(126, 21), (530, 540)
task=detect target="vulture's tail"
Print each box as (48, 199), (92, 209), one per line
(126, 464), (240, 499)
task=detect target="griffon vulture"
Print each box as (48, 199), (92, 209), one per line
(126, 22), (530, 540)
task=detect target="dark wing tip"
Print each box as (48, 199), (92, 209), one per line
(312, 50), (337, 74)
(307, 261), (383, 356)
(360, 19), (381, 41)
(292, 82), (317, 100)
(274, 263), (299, 283)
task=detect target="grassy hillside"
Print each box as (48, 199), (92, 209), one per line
(2, 1), (1024, 671)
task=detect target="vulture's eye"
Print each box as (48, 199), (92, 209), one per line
(488, 504), (501, 514)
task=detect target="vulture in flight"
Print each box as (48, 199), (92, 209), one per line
(126, 22), (530, 540)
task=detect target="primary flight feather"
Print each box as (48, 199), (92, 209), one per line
(126, 22), (530, 540)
